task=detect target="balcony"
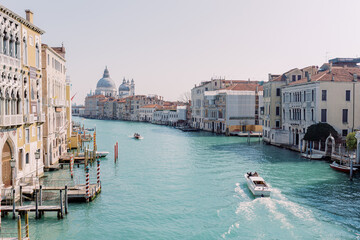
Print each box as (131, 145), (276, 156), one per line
(54, 99), (66, 107)
(23, 114), (35, 125)
(0, 114), (23, 127)
(0, 54), (21, 68)
(35, 113), (46, 124)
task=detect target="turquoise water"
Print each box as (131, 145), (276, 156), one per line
(2, 117), (360, 239)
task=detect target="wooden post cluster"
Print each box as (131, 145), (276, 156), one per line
(97, 158), (100, 187)
(17, 215), (21, 240)
(85, 165), (90, 202)
(70, 154), (74, 178)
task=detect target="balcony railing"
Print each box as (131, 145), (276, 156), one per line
(0, 114), (23, 127)
(0, 54), (21, 68)
(24, 114), (35, 124)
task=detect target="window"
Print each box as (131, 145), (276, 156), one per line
(297, 75), (301, 80)
(25, 153), (29, 164)
(303, 109), (306, 121)
(37, 127), (41, 141)
(276, 106), (280, 116)
(275, 120), (280, 128)
(346, 90), (350, 101)
(312, 89), (314, 102)
(292, 75), (296, 81)
(322, 90), (327, 101)
(303, 91), (306, 101)
(35, 44), (40, 68)
(23, 37), (27, 65)
(276, 88), (280, 96)
(321, 109), (327, 122)
(47, 54), (50, 65)
(342, 129), (348, 137)
(342, 109), (348, 123)
(25, 128), (30, 143)
(3, 35), (7, 54)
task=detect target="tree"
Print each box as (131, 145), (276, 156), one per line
(178, 92), (191, 103)
(346, 132), (357, 151)
(303, 123), (339, 142)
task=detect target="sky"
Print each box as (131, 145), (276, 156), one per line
(3, 0), (360, 104)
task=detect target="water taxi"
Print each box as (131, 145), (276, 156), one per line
(244, 172), (271, 197)
(134, 133), (141, 139)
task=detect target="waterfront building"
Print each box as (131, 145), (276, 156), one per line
(0, 6), (45, 189)
(281, 58), (360, 149)
(191, 78), (260, 130)
(72, 104), (85, 116)
(41, 44), (68, 168)
(104, 98), (117, 119)
(19, 9), (46, 181)
(262, 66), (318, 144)
(84, 94), (105, 118)
(203, 82), (263, 134)
(139, 104), (162, 122)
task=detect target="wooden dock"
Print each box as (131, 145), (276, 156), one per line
(1, 205), (63, 218)
(67, 183), (101, 202)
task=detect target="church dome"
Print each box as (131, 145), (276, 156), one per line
(119, 79), (130, 91)
(96, 67), (116, 90)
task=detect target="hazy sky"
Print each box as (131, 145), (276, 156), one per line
(4, 0), (360, 104)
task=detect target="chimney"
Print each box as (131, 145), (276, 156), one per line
(354, 73), (358, 82)
(329, 63), (332, 73)
(248, 78), (250, 83)
(25, 9), (33, 23)
(307, 73), (311, 82)
(268, 73), (272, 81)
(331, 74), (334, 81)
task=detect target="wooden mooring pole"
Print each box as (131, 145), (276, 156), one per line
(20, 185), (23, 206)
(35, 190), (39, 219)
(17, 215), (21, 240)
(65, 185), (68, 214)
(12, 188), (15, 219)
(85, 166), (90, 202)
(25, 211), (29, 238)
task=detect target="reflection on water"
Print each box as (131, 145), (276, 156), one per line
(2, 117), (358, 240)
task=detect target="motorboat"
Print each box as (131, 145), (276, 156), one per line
(85, 128), (95, 131)
(330, 161), (358, 173)
(78, 151), (109, 158)
(133, 133), (141, 139)
(244, 172), (271, 197)
(301, 153), (323, 160)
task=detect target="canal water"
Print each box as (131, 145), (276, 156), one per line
(2, 117), (360, 239)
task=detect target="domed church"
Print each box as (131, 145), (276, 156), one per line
(119, 78), (135, 98)
(95, 67), (117, 97)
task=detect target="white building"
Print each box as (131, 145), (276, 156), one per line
(281, 59), (360, 149)
(139, 104), (162, 122)
(203, 83), (263, 134)
(41, 44), (68, 168)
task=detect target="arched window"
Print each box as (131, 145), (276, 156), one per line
(9, 36), (14, 57)
(35, 43), (39, 68)
(15, 38), (20, 58)
(3, 33), (8, 55)
(23, 37), (27, 65)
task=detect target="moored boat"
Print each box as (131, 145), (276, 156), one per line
(330, 161), (358, 173)
(301, 153), (323, 160)
(244, 172), (271, 197)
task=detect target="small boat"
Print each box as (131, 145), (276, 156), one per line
(85, 128), (95, 131)
(244, 172), (271, 197)
(330, 161), (358, 173)
(133, 133), (141, 139)
(78, 151), (109, 158)
(301, 153), (323, 160)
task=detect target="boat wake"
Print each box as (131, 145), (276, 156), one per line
(223, 185), (319, 239)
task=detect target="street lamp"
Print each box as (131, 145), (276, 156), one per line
(35, 149), (40, 177)
(10, 157), (16, 187)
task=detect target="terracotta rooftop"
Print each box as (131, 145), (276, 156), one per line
(225, 83), (263, 91)
(141, 104), (162, 109)
(288, 66), (360, 85)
